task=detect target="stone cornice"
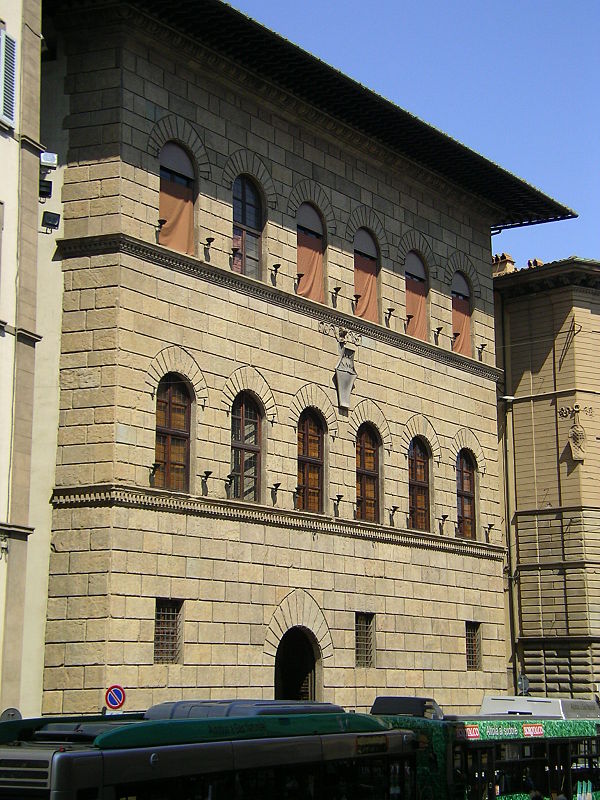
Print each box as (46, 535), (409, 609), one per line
(51, 484), (505, 562)
(56, 2), (497, 226)
(0, 521), (34, 539)
(56, 233), (502, 383)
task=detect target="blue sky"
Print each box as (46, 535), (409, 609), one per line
(228, 0), (599, 268)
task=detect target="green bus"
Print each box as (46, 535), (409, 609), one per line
(373, 696), (600, 800)
(0, 700), (416, 800)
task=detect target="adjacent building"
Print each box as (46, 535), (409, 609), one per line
(0, 0), (51, 715)
(36, 0), (575, 714)
(495, 254), (600, 697)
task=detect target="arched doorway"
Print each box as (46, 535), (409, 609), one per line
(274, 626), (320, 700)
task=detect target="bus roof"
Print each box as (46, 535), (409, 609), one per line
(144, 699), (345, 719)
(0, 711), (396, 750)
(479, 696), (600, 720)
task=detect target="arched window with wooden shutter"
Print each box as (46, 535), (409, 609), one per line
(408, 437), (430, 531)
(158, 143), (195, 255)
(155, 373), (191, 492)
(356, 423), (379, 522)
(231, 392), (262, 502)
(297, 409), (324, 513)
(457, 449), (476, 539)
(232, 175), (263, 279)
(353, 229), (379, 323)
(296, 204), (324, 304)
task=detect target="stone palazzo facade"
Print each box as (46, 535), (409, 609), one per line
(40, 0), (571, 714)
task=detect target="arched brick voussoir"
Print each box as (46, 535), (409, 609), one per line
(397, 230), (438, 280)
(288, 384), (338, 439)
(222, 149), (277, 210)
(348, 399), (393, 453)
(345, 206), (389, 258)
(221, 366), (278, 423)
(450, 428), (487, 474)
(145, 345), (208, 408)
(444, 251), (481, 298)
(399, 413), (442, 464)
(147, 114), (211, 180)
(263, 589), (334, 663)
(287, 179), (337, 236)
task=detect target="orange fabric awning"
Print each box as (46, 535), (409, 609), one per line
(405, 277), (427, 340)
(297, 229), (324, 304)
(452, 296), (471, 356)
(159, 179), (194, 255)
(354, 252), (378, 323)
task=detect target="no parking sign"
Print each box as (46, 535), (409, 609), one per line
(105, 685), (126, 711)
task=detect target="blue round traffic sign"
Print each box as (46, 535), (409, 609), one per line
(105, 685), (125, 710)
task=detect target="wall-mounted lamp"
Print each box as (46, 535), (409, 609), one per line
(224, 473), (234, 498)
(41, 210), (61, 233)
(157, 218), (166, 231)
(0, 536), (9, 561)
(270, 482), (281, 504)
(231, 246), (240, 256)
(434, 326), (443, 345)
(451, 332), (460, 350)
(486, 522), (494, 543)
(271, 263), (281, 275)
(439, 513), (449, 534)
(385, 307), (395, 326)
(404, 313), (413, 332)
(477, 342), (487, 361)
(389, 505), (399, 526)
(149, 462), (160, 486)
(333, 493), (343, 517)
(205, 236), (215, 247)
(202, 470), (213, 481)
(352, 294), (361, 312)
(330, 286), (341, 306)
(295, 273), (304, 292)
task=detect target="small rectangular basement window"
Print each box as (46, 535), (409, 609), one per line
(355, 612), (375, 667)
(154, 598), (183, 663)
(466, 621), (482, 671)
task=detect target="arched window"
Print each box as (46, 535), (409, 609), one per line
(452, 272), (472, 356)
(155, 373), (191, 492)
(405, 251), (428, 340)
(297, 409), (324, 513)
(356, 424), (379, 522)
(231, 392), (261, 502)
(457, 450), (476, 539)
(296, 203), (324, 304)
(353, 229), (379, 323)
(408, 438), (429, 531)
(158, 142), (195, 255)
(233, 175), (262, 279)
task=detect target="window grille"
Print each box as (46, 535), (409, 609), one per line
(466, 621), (482, 671)
(355, 612), (375, 667)
(154, 598), (183, 663)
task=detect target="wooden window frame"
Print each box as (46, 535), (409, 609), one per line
(231, 392), (262, 503)
(233, 175), (262, 278)
(457, 450), (476, 539)
(297, 409), (324, 514)
(356, 424), (379, 523)
(408, 437), (430, 531)
(155, 374), (191, 493)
